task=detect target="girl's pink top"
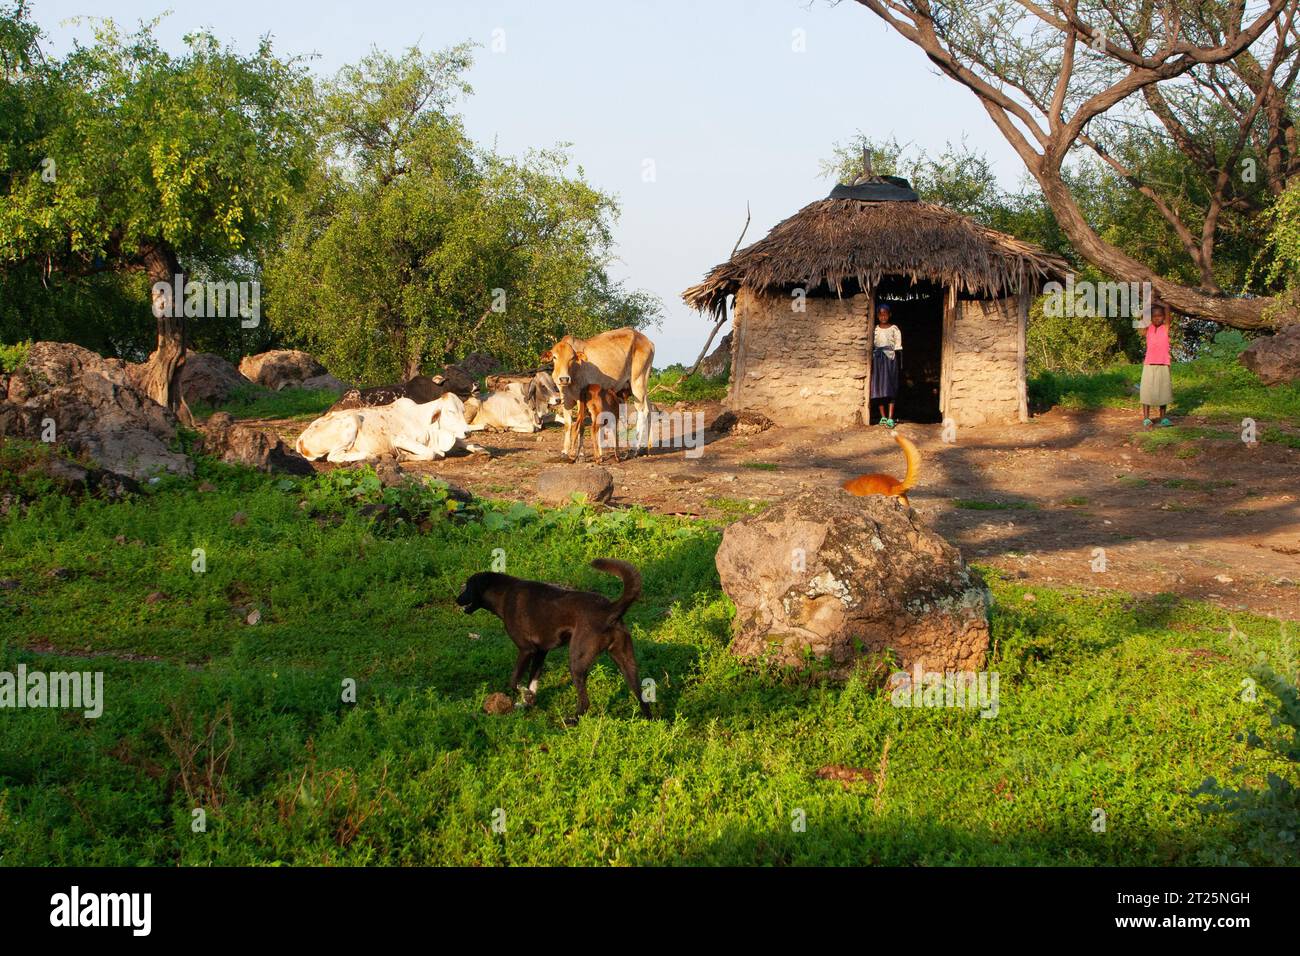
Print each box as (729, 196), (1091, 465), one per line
(1145, 322), (1171, 365)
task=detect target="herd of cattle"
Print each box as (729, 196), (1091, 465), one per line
(294, 327), (656, 465)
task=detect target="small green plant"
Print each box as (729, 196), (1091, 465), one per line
(952, 498), (1040, 511)
(742, 461), (779, 472)
(0, 341), (31, 373)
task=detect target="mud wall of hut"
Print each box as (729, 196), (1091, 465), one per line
(943, 296), (1026, 427)
(728, 288), (869, 426)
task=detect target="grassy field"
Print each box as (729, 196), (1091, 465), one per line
(1028, 350), (1300, 425)
(1, 446), (1296, 866)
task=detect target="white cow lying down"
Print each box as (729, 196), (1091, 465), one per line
(466, 381), (542, 433)
(295, 394), (483, 463)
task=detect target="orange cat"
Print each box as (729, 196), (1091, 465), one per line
(842, 431), (919, 506)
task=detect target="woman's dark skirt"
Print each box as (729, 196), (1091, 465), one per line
(870, 347), (898, 400)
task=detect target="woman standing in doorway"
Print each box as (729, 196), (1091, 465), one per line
(871, 302), (902, 427)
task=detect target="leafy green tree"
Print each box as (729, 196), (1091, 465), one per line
(0, 5), (315, 419)
(849, 0), (1298, 331)
(265, 46), (659, 384)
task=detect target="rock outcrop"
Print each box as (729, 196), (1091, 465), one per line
(1240, 324), (1300, 386)
(199, 412), (314, 475)
(536, 465), (614, 505)
(238, 350), (327, 391)
(715, 489), (990, 676)
(1, 342), (192, 479)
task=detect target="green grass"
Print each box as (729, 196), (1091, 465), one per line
(192, 384), (339, 422)
(1163, 478), (1236, 491)
(703, 497), (770, 520)
(952, 498), (1041, 511)
(648, 367), (729, 403)
(0, 459), (1296, 865)
(1029, 355), (1300, 423)
(741, 462), (779, 472)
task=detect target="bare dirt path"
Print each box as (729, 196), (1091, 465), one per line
(261, 404), (1300, 621)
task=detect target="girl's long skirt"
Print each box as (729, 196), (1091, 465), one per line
(870, 347), (898, 400)
(1140, 363), (1172, 406)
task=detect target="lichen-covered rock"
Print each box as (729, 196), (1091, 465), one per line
(1, 341), (192, 479)
(536, 465), (614, 505)
(715, 489), (990, 676)
(1240, 324), (1300, 386)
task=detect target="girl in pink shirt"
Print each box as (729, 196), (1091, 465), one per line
(1140, 303), (1173, 427)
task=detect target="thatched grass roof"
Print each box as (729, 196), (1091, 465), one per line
(682, 198), (1070, 319)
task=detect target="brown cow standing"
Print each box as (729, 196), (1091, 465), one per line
(543, 328), (655, 460)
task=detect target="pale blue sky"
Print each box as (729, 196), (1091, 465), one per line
(33, 0), (1027, 364)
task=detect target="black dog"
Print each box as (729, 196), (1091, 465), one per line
(456, 559), (651, 723)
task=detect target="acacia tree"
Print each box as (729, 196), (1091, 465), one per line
(850, 0), (1300, 329)
(266, 46), (659, 383)
(0, 6), (314, 419)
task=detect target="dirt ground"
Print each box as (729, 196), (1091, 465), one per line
(264, 403), (1300, 621)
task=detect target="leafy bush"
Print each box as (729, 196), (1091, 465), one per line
(1201, 329), (1250, 363)
(1026, 296), (1125, 375)
(648, 366), (728, 402)
(0, 340), (31, 373)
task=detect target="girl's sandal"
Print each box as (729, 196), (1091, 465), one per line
(1159, 418), (1173, 427)
(1142, 418), (1153, 428)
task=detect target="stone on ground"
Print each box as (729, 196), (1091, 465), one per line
(536, 464), (614, 505)
(200, 412), (314, 475)
(1240, 324), (1300, 385)
(238, 349), (327, 391)
(715, 489), (990, 676)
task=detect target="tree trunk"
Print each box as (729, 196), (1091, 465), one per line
(403, 354), (422, 380)
(688, 318), (728, 376)
(139, 243), (193, 426)
(1037, 170), (1290, 330)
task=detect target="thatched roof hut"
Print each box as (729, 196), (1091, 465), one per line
(682, 174), (1069, 428)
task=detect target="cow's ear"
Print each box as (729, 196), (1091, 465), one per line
(576, 350), (588, 362)
(540, 349), (553, 362)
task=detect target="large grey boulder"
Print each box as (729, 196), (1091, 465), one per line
(299, 373), (348, 394)
(181, 352), (253, 405)
(536, 465), (614, 505)
(126, 351), (251, 406)
(199, 412), (314, 475)
(1240, 324), (1300, 385)
(1, 342), (192, 479)
(715, 490), (990, 676)
(238, 349), (326, 391)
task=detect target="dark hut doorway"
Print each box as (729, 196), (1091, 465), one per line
(872, 279), (944, 425)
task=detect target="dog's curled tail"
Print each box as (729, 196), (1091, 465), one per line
(893, 432), (920, 493)
(591, 558), (642, 623)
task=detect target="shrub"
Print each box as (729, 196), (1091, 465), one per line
(0, 340), (31, 373)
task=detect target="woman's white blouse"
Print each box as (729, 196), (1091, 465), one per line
(874, 324), (903, 355)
